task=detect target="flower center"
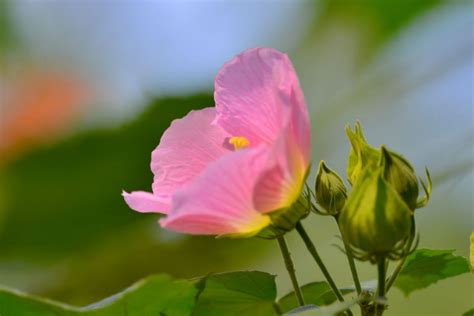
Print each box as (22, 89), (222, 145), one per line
(229, 136), (250, 150)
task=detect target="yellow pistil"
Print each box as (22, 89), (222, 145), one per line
(229, 136), (250, 150)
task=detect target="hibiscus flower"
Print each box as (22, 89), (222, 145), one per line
(123, 47), (310, 237)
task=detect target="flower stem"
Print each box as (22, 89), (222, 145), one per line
(385, 256), (406, 293)
(276, 235), (305, 306)
(295, 222), (347, 303)
(386, 216), (416, 293)
(335, 217), (362, 295)
(375, 256), (387, 316)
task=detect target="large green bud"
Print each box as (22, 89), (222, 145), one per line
(380, 146), (419, 210)
(315, 161), (347, 216)
(338, 168), (413, 261)
(346, 122), (380, 185)
(346, 122), (429, 211)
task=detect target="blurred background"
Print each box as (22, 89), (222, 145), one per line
(0, 0), (472, 315)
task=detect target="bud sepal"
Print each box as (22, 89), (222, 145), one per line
(346, 122), (380, 185)
(257, 188), (312, 239)
(416, 168), (432, 209)
(380, 146), (419, 210)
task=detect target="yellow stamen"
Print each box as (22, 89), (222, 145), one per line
(229, 136), (250, 150)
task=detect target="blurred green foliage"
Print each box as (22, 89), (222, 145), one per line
(311, 0), (443, 65)
(1, 95), (211, 256)
(463, 308), (474, 316)
(0, 0), (15, 56)
(324, 0), (442, 38)
(0, 95), (270, 304)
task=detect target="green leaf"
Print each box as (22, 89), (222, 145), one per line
(192, 271), (277, 316)
(0, 274), (198, 316)
(394, 248), (470, 296)
(278, 282), (354, 313)
(462, 308), (474, 316)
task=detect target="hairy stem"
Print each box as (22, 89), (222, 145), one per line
(386, 216), (416, 293)
(295, 222), (352, 316)
(335, 217), (364, 316)
(335, 217), (362, 295)
(277, 235), (305, 306)
(385, 256), (406, 293)
(376, 256), (387, 316)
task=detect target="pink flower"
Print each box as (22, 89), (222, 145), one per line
(123, 48), (311, 237)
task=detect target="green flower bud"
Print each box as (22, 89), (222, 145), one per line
(346, 122), (380, 185)
(339, 168), (413, 261)
(315, 161), (347, 215)
(380, 146), (419, 210)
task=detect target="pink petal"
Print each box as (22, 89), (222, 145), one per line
(287, 87), (311, 166)
(214, 47), (309, 149)
(253, 91), (312, 212)
(253, 164), (290, 213)
(160, 147), (272, 236)
(214, 47), (311, 214)
(122, 191), (170, 214)
(253, 128), (308, 213)
(151, 107), (231, 202)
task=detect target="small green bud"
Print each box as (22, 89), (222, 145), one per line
(346, 122), (380, 185)
(315, 161), (347, 215)
(339, 168), (413, 261)
(380, 146), (419, 210)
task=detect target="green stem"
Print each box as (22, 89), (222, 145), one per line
(385, 256), (406, 293)
(295, 222), (348, 305)
(376, 256), (386, 316)
(273, 302), (284, 316)
(344, 244), (362, 294)
(276, 235), (305, 306)
(335, 217), (362, 295)
(335, 218), (364, 316)
(386, 215), (416, 293)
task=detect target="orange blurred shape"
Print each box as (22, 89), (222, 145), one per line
(0, 69), (90, 161)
